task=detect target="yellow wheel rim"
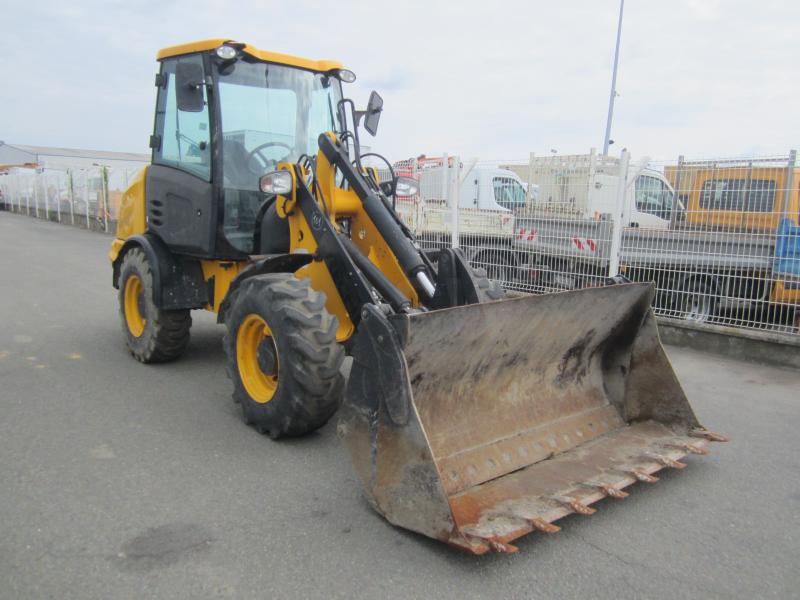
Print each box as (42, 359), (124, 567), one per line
(123, 274), (146, 337)
(236, 314), (279, 403)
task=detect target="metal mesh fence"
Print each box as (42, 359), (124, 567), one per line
(388, 150), (799, 336)
(2, 151), (797, 336)
(626, 154), (799, 333)
(0, 165), (137, 233)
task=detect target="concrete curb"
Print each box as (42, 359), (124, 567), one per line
(658, 318), (800, 370)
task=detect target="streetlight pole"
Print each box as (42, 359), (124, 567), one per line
(603, 0), (624, 156)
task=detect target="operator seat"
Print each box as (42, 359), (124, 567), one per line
(222, 139), (256, 189)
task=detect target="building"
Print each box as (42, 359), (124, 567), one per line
(0, 141), (149, 172)
(0, 142), (150, 225)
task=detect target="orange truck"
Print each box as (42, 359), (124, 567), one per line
(651, 158), (800, 321)
(664, 160), (800, 231)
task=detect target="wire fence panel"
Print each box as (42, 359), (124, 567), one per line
(1, 150), (797, 337)
(626, 153), (800, 333)
(499, 150), (628, 293)
(0, 165), (140, 233)
(386, 150), (799, 337)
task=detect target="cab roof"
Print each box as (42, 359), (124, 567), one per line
(156, 39), (343, 73)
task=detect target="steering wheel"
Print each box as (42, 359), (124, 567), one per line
(246, 141), (294, 173)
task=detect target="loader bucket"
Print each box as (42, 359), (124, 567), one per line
(338, 283), (726, 554)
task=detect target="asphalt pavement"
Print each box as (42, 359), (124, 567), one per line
(1, 212), (798, 599)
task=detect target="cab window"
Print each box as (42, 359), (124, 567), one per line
(635, 175), (674, 219)
(700, 179), (776, 212)
(153, 55), (211, 181)
(493, 177), (526, 210)
(214, 59), (343, 254)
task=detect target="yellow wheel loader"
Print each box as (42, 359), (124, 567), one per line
(109, 39), (726, 554)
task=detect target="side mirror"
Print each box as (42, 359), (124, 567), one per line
(363, 91), (383, 136)
(379, 180), (395, 196)
(175, 61), (205, 113)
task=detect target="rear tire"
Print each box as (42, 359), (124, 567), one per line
(224, 273), (345, 438)
(118, 247), (191, 363)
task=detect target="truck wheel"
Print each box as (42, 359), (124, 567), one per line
(118, 247), (192, 363)
(224, 273), (345, 438)
(678, 278), (717, 322)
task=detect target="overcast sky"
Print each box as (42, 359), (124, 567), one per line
(2, 0), (798, 162)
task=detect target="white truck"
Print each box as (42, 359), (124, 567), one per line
(390, 153), (681, 284)
(390, 157), (517, 265)
(391, 152), (784, 324)
(503, 151), (679, 229)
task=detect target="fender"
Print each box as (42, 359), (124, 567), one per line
(112, 233), (209, 310)
(216, 253), (314, 323)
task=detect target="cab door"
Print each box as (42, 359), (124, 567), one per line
(147, 53), (216, 256)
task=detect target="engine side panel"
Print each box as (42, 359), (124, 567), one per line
(116, 166), (148, 241)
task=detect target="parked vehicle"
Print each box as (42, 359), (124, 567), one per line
(106, 39), (728, 555)
(391, 157), (517, 279)
(504, 151), (681, 229)
(665, 160), (800, 232)
(398, 151), (799, 325)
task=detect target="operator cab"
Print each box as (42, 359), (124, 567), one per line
(148, 40), (347, 258)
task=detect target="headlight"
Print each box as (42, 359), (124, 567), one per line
(216, 45), (238, 60)
(394, 176), (419, 197)
(336, 69), (357, 83)
(259, 171), (293, 195)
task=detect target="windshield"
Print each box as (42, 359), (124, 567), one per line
(493, 177), (527, 210)
(215, 58), (343, 252)
(635, 174), (675, 221)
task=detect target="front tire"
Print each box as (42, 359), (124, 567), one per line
(118, 247), (191, 363)
(224, 273), (345, 438)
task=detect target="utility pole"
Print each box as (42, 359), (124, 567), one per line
(603, 0), (624, 156)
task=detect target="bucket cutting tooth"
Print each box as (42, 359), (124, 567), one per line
(667, 442), (709, 455)
(626, 469), (660, 483)
(487, 539), (518, 553)
(586, 482), (629, 499)
(552, 496), (597, 515)
(690, 429), (729, 443)
(529, 518), (561, 533)
(646, 454), (687, 469)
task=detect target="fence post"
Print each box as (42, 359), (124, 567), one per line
(56, 172), (62, 223)
(441, 153), (451, 247)
(450, 156), (460, 249)
(783, 150), (796, 220)
(670, 155), (684, 229)
(33, 171), (40, 218)
(527, 152), (535, 203)
(68, 170), (75, 225)
(101, 166), (109, 233)
(83, 170), (90, 228)
(43, 172), (51, 221)
(608, 150), (630, 277)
